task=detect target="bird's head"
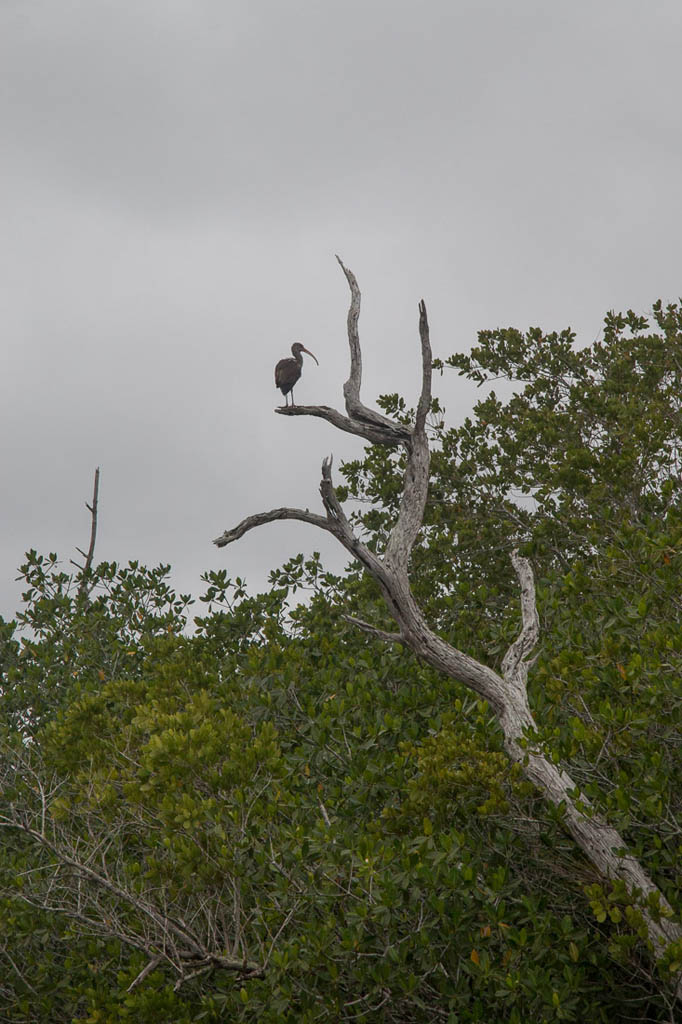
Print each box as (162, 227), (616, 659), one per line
(291, 342), (319, 364)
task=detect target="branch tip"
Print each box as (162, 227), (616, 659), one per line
(76, 467), (100, 603)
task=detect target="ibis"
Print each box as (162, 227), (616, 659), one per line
(275, 343), (319, 406)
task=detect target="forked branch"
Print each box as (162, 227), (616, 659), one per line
(275, 257), (411, 444)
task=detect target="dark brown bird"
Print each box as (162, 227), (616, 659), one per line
(275, 342), (319, 406)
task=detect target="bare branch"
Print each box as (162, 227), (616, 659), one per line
(264, 902), (301, 969)
(8, 821), (201, 955)
(269, 258), (413, 451)
(173, 962), (213, 991)
(336, 255), (410, 436)
(0, 805), (265, 987)
(342, 615), (403, 644)
(414, 300), (432, 437)
(319, 455), (347, 526)
(76, 467), (100, 603)
(317, 459), (389, 583)
(213, 507), (333, 548)
(212, 461), (386, 598)
(501, 549), (540, 686)
(275, 404), (409, 446)
(383, 301), (432, 574)
(1, 944), (40, 998)
(318, 799), (331, 827)
(127, 955), (163, 992)
(336, 255), (362, 409)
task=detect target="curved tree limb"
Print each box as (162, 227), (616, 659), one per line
(213, 459), (389, 592)
(275, 404), (410, 446)
(214, 508), (332, 548)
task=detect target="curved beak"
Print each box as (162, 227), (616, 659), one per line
(302, 346), (319, 365)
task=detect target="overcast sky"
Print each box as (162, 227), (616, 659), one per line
(2, 0), (681, 621)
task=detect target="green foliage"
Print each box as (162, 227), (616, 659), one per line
(1, 553), (192, 733)
(1, 300), (681, 1020)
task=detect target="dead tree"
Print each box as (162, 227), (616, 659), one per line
(71, 466), (100, 603)
(214, 258), (682, 998)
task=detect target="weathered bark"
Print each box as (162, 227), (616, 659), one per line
(274, 404), (409, 446)
(272, 257), (411, 446)
(214, 261), (682, 996)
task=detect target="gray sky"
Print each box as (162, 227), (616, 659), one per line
(2, 0), (681, 621)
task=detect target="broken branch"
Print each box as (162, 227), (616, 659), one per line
(76, 467), (100, 602)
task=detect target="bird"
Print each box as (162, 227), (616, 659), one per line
(275, 342), (319, 406)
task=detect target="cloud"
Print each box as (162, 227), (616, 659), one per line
(2, 0), (682, 619)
